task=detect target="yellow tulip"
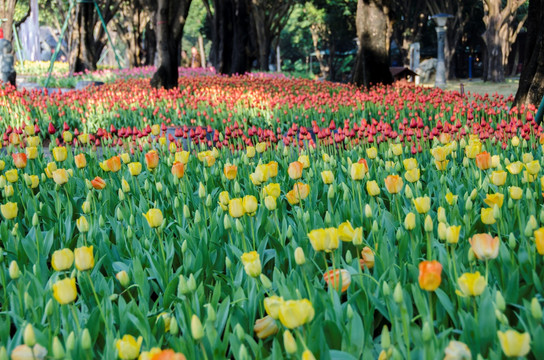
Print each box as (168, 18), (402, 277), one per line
(74, 153), (87, 169)
(526, 160), (541, 175)
(384, 175), (403, 194)
(506, 161), (523, 175)
(4, 185), (13, 197)
(218, 191), (230, 210)
(481, 208), (496, 224)
(405, 168), (420, 183)
(484, 193), (504, 208)
(52, 146), (67, 162)
(366, 147), (377, 159)
(413, 196), (431, 213)
(457, 271), (486, 297)
(27, 135), (40, 147)
(264, 196), (276, 211)
(27, 175), (39, 189)
(508, 186), (523, 200)
(490, 170), (507, 186)
(446, 225), (461, 244)
(1, 202), (18, 219)
(51, 249), (74, 271)
(469, 233), (499, 260)
(351, 162), (367, 180)
(175, 151), (190, 164)
(321, 170), (334, 184)
(366, 180), (381, 196)
(116, 335), (143, 360)
(491, 155), (501, 168)
(298, 155), (310, 168)
(76, 216), (89, 233)
(53, 278), (77, 305)
(267, 161), (278, 177)
(445, 192), (458, 205)
(431, 146), (448, 161)
(264, 296), (285, 319)
(534, 227), (544, 255)
(403, 158), (418, 171)
(263, 183), (281, 198)
(5, 169), (18, 183)
(246, 146), (256, 158)
(338, 221), (355, 242)
(128, 162), (142, 176)
(444, 340), (472, 360)
(404, 212), (416, 230)
(522, 153), (533, 164)
(256, 142), (267, 153)
(228, 198), (245, 218)
(288, 161), (303, 180)
(143, 208), (163, 228)
(241, 251), (261, 277)
(302, 350), (316, 360)
(120, 153), (130, 164)
(307, 228), (339, 252)
(52, 169), (69, 185)
(26, 146), (38, 160)
(465, 144), (481, 159)
(390, 143), (403, 156)
(254, 315), (278, 339)
(278, 299), (315, 329)
(74, 246), (94, 271)
(78, 133), (89, 144)
(497, 330), (531, 357)
(45, 162), (57, 178)
(242, 195), (258, 215)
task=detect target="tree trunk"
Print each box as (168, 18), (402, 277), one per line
(151, 0), (191, 89)
(514, 0), (544, 107)
(70, 1), (96, 74)
(251, 3), (270, 71)
(351, 0), (393, 87)
(209, 0), (252, 75)
(0, 0), (17, 42)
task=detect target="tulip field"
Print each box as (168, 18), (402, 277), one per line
(1, 69), (544, 359)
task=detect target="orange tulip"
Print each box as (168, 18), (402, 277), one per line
(224, 164), (237, 180)
(12, 153), (27, 169)
(475, 151), (492, 170)
(418, 260), (442, 291)
(359, 246), (375, 269)
(151, 349), (187, 360)
(91, 176), (106, 190)
(384, 174), (403, 194)
(267, 161), (279, 177)
(469, 233), (500, 260)
(74, 153), (87, 169)
(145, 151), (160, 169)
(323, 269), (351, 292)
(171, 162), (185, 178)
(288, 161), (303, 180)
(106, 156), (122, 173)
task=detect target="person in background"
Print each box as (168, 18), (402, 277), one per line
(191, 46), (201, 68)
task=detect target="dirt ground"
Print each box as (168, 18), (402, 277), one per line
(423, 77), (519, 99)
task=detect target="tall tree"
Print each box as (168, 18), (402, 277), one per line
(117, 0), (153, 67)
(481, 0), (526, 82)
(514, 0), (543, 107)
(351, 0), (393, 87)
(203, 0), (252, 75)
(250, 0), (295, 71)
(1, 0), (18, 42)
(390, 0), (427, 67)
(150, 0), (192, 89)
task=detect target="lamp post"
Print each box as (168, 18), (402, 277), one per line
(432, 13), (452, 89)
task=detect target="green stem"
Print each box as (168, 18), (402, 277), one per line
(86, 271), (109, 335)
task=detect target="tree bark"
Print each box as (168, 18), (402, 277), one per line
(351, 0), (393, 87)
(150, 0), (191, 89)
(514, 0), (544, 107)
(0, 0), (17, 42)
(71, 1), (96, 74)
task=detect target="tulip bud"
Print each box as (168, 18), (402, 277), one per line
(437, 222), (447, 241)
(52, 336), (65, 359)
(235, 219), (244, 233)
(283, 330), (297, 354)
(234, 181), (241, 194)
(23, 324), (36, 346)
(465, 198), (473, 211)
(381, 325), (390, 349)
(303, 211), (310, 224)
(178, 275), (189, 296)
(169, 317), (179, 335)
(393, 283), (403, 303)
(206, 194), (212, 208)
(507, 198), (514, 209)
(260, 274), (272, 289)
(396, 228), (403, 241)
(495, 291), (506, 311)
(422, 321), (432, 342)
(404, 185), (413, 199)
(9, 260), (21, 279)
(372, 220), (378, 232)
(45, 299), (53, 316)
(126, 226), (133, 239)
(346, 304), (354, 319)
(365, 204), (372, 218)
(287, 225), (293, 238)
(238, 344), (249, 360)
(437, 207), (446, 223)
(492, 204), (500, 219)
(345, 250), (353, 263)
(225, 257), (232, 269)
(295, 247), (306, 265)
(116, 207), (124, 221)
(187, 274), (197, 292)
(424, 215), (433, 232)
(324, 211), (332, 225)
(234, 323), (245, 341)
(118, 189), (125, 201)
(495, 309), (509, 325)
(183, 205), (191, 218)
(327, 185), (335, 198)
(531, 297), (542, 320)
(194, 210), (201, 224)
(66, 331), (76, 351)
(81, 328), (91, 349)
(144, 180), (150, 192)
(181, 240), (187, 253)
(223, 214), (232, 230)
(198, 182), (206, 198)
(507, 233), (516, 250)
(32, 213), (39, 227)
(382, 281), (390, 296)
(24, 292), (33, 310)
(205, 303), (216, 322)
(109, 294), (118, 301)
(0, 347), (6, 360)
(116, 271), (130, 287)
